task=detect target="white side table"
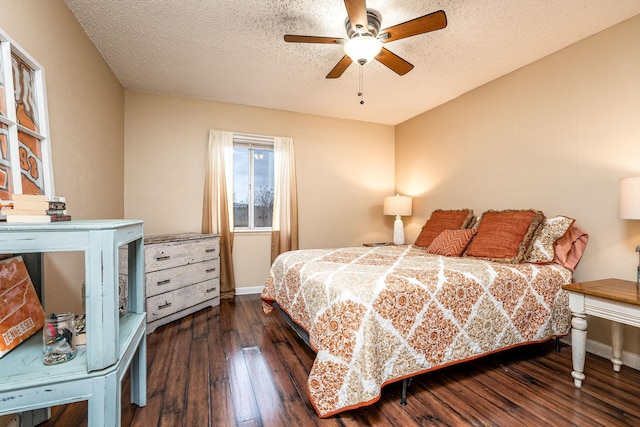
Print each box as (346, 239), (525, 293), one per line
(0, 220), (147, 426)
(563, 278), (640, 387)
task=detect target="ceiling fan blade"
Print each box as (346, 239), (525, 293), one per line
(344, 0), (368, 32)
(326, 55), (353, 79)
(379, 10), (447, 43)
(284, 35), (344, 44)
(375, 48), (414, 76)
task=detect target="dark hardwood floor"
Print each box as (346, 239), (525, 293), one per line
(41, 294), (640, 426)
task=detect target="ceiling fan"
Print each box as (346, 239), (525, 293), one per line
(284, 0), (447, 79)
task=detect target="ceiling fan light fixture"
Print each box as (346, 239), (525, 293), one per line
(344, 35), (382, 65)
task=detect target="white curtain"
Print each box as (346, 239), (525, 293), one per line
(271, 136), (298, 262)
(203, 129), (236, 298)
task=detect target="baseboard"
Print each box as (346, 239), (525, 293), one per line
(560, 336), (640, 371)
(586, 339), (640, 370)
(235, 286), (264, 295)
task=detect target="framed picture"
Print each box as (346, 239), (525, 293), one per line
(0, 27), (55, 201)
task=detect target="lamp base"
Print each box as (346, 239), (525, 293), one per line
(393, 216), (405, 245)
(636, 245), (640, 288)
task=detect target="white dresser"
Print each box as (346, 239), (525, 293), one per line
(121, 233), (220, 334)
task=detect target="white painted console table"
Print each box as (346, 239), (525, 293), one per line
(0, 220), (147, 426)
(563, 278), (640, 387)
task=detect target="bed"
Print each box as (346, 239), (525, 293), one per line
(261, 209), (588, 418)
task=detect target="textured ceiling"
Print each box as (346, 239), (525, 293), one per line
(64, 0), (640, 125)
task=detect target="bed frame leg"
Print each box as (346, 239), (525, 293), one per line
(555, 337), (560, 352)
(400, 378), (412, 406)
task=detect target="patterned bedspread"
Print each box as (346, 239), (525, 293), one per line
(261, 245), (573, 418)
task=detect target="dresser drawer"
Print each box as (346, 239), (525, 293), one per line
(119, 232), (221, 333)
(146, 278), (219, 322)
(146, 258), (219, 297)
(145, 238), (219, 272)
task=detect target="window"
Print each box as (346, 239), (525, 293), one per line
(0, 27), (54, 200)
(233, 134), (274, 230)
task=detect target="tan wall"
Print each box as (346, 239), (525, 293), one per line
(0, 0), (125, 313)
(124, 91), (395, 289)
(5, 0), (635, 361)
(396, 15), (640, 355)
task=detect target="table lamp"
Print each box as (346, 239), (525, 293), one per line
(619, 177), (640, 286)
(383, 195), (412, 245)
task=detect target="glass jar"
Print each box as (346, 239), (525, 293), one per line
(43, 312), (76, 365)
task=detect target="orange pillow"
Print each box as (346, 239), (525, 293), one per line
(414, 209), (474, 248)
(464, 209), (544, 263)
(427, 229), (477, 256)
(553, 222), (589, 271)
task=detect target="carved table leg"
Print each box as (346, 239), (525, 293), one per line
(611, 321), (624, 373)
(570, 312), (587, 387)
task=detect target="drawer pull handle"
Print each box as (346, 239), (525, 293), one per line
(157, 279), (171, 286)
(206, 268), (216, 273)
(206, 287), (218, 293)
(156, 255), (171, 261)
(158, 302), (172, 309)
(205, 249), (216, 253)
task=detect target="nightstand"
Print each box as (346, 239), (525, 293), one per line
(363, 242), (393, 247)
(562, 278), (640, 387)
(0, 220), (146, 424)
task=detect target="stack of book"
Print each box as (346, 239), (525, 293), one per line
(0, 200), (12, 221)
(1, 194), (70, 223)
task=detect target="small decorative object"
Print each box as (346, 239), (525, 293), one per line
(383, 194), (412, 245)
(43, 312), (76, 365)
(74, 313), (86, 347)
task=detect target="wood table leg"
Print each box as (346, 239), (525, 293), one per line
(130, 334), (147, 406)
(570, 312), (587, 387)
(611, 321), (624, 372)
(88, 372), (120, 427)
(88, 377), (107, 426)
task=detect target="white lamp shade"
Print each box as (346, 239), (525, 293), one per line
(619, 177), (640, 219)
(383, 195), (412, 217)
(344, 36), (383, 64)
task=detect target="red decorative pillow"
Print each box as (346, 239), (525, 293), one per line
(414, 209), (474, 248)
(427, 229), (477, 256)
(464, 209), (544, 263)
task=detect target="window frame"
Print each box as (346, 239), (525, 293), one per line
(232, 134), (274, 232)
(0, 27), (55, 200)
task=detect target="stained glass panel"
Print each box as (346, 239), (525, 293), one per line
(0, 30), (54, 199)
(12, 53), (39, 133)
(18, 130), (44, 194)
(0, 122), (12, 199)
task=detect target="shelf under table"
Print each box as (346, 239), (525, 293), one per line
(0, 312), (146, 420)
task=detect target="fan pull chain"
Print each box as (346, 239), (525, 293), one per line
(358, 64), (365, 105)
